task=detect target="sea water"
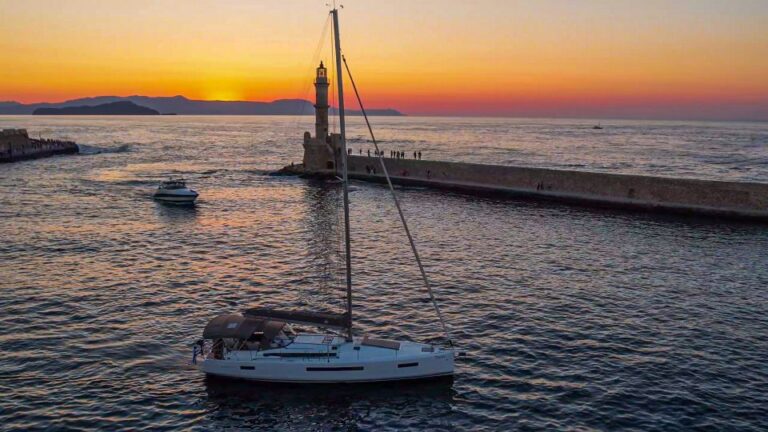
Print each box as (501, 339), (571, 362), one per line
(0, 115), (766, 430)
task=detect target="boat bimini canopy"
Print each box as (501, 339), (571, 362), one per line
(203, 313), (286, 341)
(243, 307), (348, 330)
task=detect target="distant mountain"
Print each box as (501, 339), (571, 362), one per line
(2, 95), (404, 116)
(34, 101), (160, 115)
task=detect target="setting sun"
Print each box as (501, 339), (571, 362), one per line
(204, 89), (245, 102)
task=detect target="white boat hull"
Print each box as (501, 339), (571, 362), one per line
(199, 336), (454, 383)
(202, 356), (453, 383)
(153, 189), (198, 204)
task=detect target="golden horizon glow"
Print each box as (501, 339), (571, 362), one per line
(1, 0), (767, 119)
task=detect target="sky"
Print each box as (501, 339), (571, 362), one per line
(1, 0), (767, 120)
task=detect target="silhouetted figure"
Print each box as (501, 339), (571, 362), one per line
(413, 151), (417, 159)
(418, 151), (422, 160)
(359, 149), (362, 155)
(367, 149), (371, 157)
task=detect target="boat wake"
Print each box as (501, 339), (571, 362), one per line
(78, 143), (132, 155)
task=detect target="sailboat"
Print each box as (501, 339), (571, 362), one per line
(194, 8), (455, 383)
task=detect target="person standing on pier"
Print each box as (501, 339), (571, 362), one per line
(418, 151), (422, 160)
(367, 149), (371, 157)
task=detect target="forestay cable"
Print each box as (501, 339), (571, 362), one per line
(293, 15), (331, 133)
(341, 55), (454, 348)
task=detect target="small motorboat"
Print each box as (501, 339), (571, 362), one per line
(593, 123), (604, 130)
(153, 178), (198, 204)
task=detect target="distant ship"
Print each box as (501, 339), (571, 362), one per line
(593, 123), (604, 130)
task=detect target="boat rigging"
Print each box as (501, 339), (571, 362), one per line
(194, 7), (455, 383)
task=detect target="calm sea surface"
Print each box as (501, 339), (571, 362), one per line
(1, 116), (767, 431)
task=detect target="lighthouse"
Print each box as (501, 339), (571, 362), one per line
(314, 62), (329, 141)
(302, 61), (340, 172)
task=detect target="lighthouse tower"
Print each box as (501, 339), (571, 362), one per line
(303, 61), (340, 172)
(314, 62), (329, 140)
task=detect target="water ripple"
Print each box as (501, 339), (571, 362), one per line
(0, 116), (767, 430)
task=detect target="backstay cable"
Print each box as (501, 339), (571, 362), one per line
(341, 55), (454, 348)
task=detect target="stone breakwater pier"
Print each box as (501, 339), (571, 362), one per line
(282, 154), (768, 221)
(1, 129), (78, 163)
(282, 62), (768, 222)
(344, 156), (768, 221)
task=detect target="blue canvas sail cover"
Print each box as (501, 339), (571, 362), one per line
(203, 313), (286, 340)
(243, 307), (348, 330)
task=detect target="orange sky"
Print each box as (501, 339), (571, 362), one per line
(1, 0), (767, 119)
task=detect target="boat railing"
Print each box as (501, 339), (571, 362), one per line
(246, 348), (338, 361)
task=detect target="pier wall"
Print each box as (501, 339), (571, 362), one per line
(1, 129), (78, 163)
(345, 156), (768, 220)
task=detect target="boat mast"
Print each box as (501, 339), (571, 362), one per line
(332, 8), (353, 341)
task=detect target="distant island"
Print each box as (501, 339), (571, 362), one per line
(3, 95), (404, 116)
(33, 101), (160, 115)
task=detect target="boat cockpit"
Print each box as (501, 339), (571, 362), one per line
(159, 179), (188, 190)
(200, 310), (350, 361)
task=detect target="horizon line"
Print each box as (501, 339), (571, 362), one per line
(3, 93), (767, 123)
(3, 113), (767, 125)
